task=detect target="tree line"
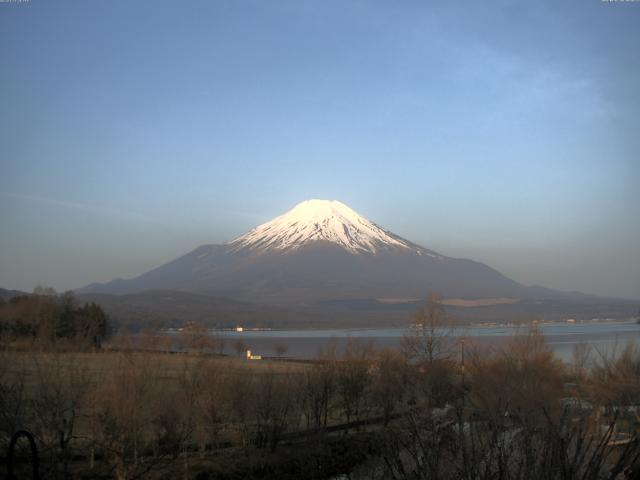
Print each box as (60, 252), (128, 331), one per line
(0, 287), (110, 349)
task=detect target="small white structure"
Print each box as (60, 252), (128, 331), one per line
(235, 326), (244, 332)
(246, 350), (262, 360)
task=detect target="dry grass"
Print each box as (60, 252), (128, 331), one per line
(441, 297), (520, 307)
(1, 349), (309, 387)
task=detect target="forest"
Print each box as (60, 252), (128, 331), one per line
(0, 288), (110, 350)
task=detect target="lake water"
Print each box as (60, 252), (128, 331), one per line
(214, 321), (640, 362)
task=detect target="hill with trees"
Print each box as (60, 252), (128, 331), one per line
(0, 287), (110, 349)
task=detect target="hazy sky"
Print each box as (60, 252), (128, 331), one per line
(1, 1), (639, 299)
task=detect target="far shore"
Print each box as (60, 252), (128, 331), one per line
(154, 319), (640, 362)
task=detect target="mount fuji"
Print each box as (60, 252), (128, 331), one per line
(80, 199), (539, 304)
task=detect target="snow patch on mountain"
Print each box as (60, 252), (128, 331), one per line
(229, 199), (424, 255)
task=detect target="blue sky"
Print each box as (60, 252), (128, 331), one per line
(1, 0), (639, 299)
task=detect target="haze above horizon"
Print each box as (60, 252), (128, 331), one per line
(0, 1), (639, 299)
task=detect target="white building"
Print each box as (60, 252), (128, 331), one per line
(246, 350), (262, 360)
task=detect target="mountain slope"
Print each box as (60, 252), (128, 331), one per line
(0, 288), (28, 302)
(80, 199), (579, 306)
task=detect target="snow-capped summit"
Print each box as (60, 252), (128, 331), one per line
(229, 199), (419, 254)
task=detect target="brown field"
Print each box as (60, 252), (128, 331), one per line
(441, 297), (521, 307)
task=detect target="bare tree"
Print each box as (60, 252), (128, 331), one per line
(210, 332), (225, 355)
(138, 326), (168, 352)
(252, 368), (301, 451)
(274, 343), (289, 358)
(93, 353), (168, 480)
(111, 324), (135, 351)
(28, 354), (90, 478)
(0, 352), (27, 455)
(589, 342), (640, 423)
(82, 366), (105, 472)
(371, 349), (411, 426)
(336, 340), (372, 430)
(374, 361), (639, 480)
(402, 293), (456, 365)
(177, 322), (216, 354)
(197, 360), (230, 453)
(169, 357), (206, 479)
(467, 325), (564, 426)
(227, 367), (254, 448)
(302, 350), (337, 431)
(233, 339), (248, 357)
(570, 342), (593, 383)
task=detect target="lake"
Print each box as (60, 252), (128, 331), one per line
(214, 321), (640, 362)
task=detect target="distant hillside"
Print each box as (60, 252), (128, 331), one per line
(76, 289), (639, 331)
(0, 288), (27, 302)
(2, 284), (636, 331)
(76, 290), (330, 330)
